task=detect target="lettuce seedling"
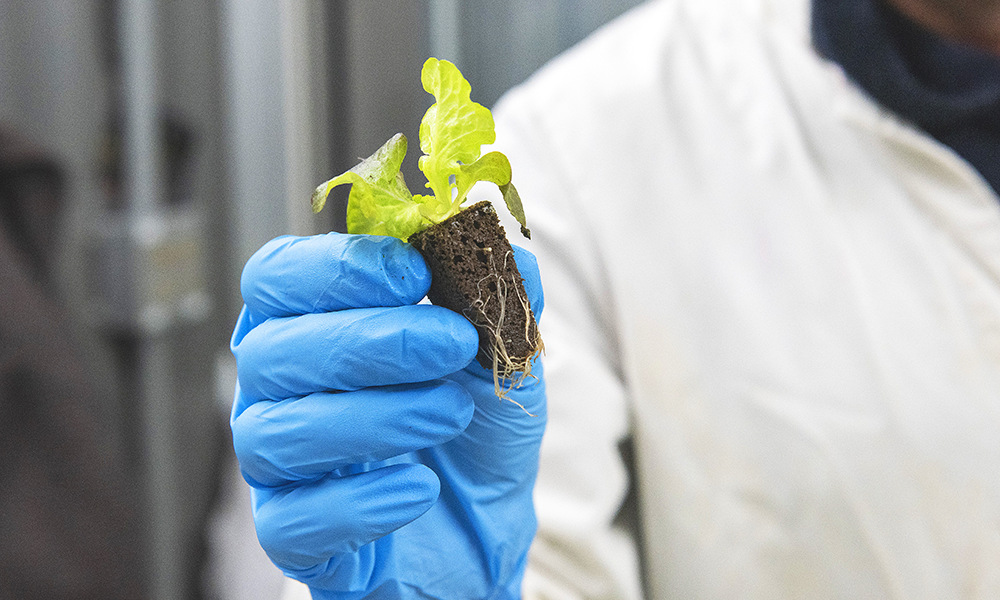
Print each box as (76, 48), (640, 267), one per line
(311, 58), (542, 402)
(310, 57), (530, 241)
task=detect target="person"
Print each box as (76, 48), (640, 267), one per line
(230, 0), (1000, 597)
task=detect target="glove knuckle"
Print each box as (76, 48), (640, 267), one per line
(230, 402), (291, 487)
(239, 235), (293, 307)
(231, 326), (276, 402)
(254, 500), (314, 567)
(231, 421), (269, 484)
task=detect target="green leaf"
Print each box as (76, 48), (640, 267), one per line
(418, 57), (496, 211)
(309, 58), (530, 241)
(456, 151), (511, 193)
(500, 182), (531, 239)
(453, 152), (529, 238)
(311, 133), (427, 239)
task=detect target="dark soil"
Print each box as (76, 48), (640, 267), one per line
(409, 200), (540, 372)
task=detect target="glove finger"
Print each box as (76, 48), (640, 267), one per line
(512, 244), (544, 321)
(234, 304), (478, 401)
(241, 233), (430, 319)
(233, 379), (474, 487)
(252, 462), (439, 573)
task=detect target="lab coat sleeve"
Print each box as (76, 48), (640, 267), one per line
(490, 89), (645, 600)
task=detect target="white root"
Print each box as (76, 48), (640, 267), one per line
(464, 249), (544, 413)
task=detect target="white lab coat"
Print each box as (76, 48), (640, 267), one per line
(490, 0), (1000, 598)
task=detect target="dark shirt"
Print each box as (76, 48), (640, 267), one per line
(812, 0), (1000, 196)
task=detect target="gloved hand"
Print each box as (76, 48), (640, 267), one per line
(230, 232), (545, 599)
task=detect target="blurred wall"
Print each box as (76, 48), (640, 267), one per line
(1, 1), (229, 598)
(0, 1), (109, 321)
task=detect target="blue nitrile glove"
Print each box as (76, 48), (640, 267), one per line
(230, 232), (545, 599)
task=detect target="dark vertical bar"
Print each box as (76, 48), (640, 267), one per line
(322, 1), (350, 234)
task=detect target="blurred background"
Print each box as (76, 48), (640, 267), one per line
(0, 1), (641, 599)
